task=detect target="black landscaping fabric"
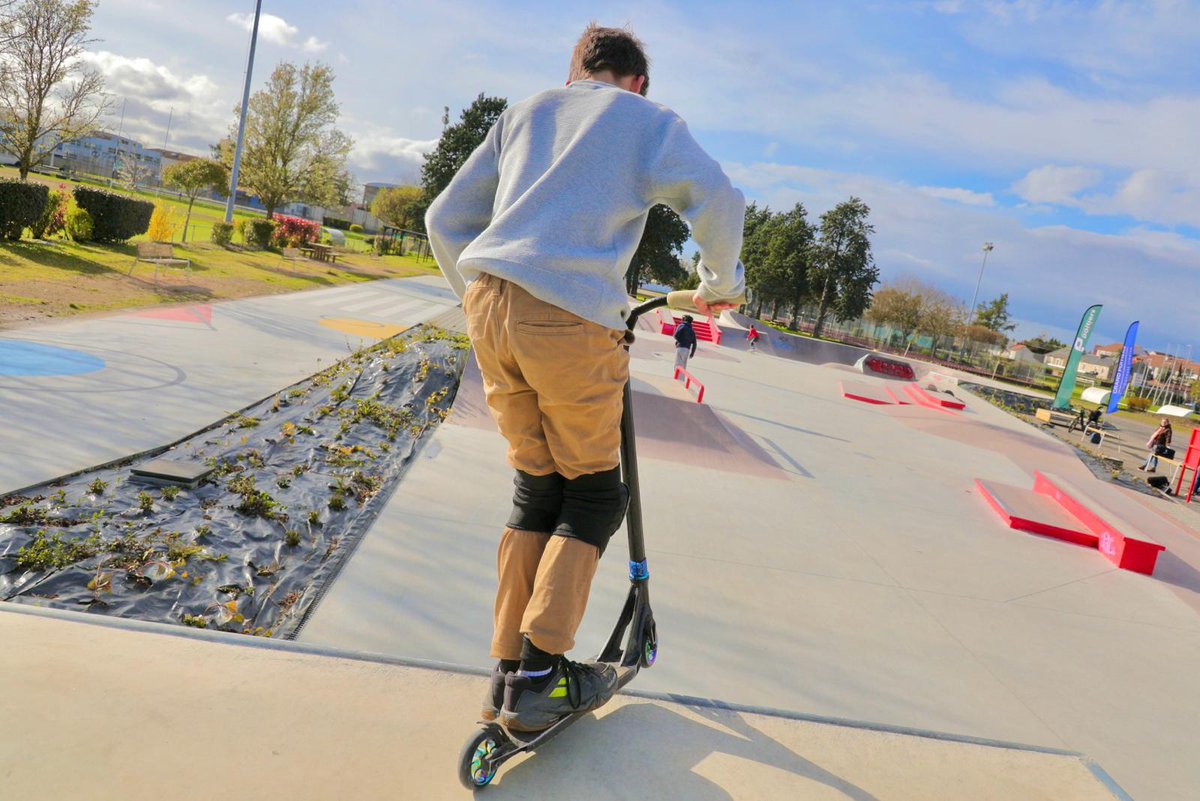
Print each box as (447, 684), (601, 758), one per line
(0, 325), (468, 640)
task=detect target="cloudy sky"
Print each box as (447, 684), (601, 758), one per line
(81, 0), (1199, 351)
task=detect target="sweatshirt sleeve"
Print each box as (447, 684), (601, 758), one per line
(425, 121), (502, 299)
(648, 116), (746, 304)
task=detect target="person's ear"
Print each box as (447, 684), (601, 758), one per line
(631, 75), (646, 95)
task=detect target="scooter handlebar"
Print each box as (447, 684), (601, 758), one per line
(664, 290), (746, 314)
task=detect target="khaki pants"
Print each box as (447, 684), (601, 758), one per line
(463, 274), (629, 659)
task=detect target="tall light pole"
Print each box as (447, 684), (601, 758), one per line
(967, 242), (995, 327)
(225, 0), (262, 223)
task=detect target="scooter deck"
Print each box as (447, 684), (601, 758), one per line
(499, 663), (639, 748)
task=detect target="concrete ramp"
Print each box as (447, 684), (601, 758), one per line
(0, 605), (1129, 801)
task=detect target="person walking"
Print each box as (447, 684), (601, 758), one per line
(426, 23), (745, 733)
(1139, 418), (1173, 473)
(674, 315), (697, 374)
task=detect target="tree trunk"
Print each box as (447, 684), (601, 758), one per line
(770, 298), (780, 320)
(811, 279), (832, 339)
(182, 197), (196, 243)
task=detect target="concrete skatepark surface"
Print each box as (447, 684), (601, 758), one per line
(1, 604), (1128, 800)
(4, 277), (1198, 798)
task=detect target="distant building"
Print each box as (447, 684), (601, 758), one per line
(362, 182), (403, 209)
(1002, 343), (1044, 365)
(146, 148), (201, 177)
(49, 131), (161, 182)
(1044, 348), (1117, 382)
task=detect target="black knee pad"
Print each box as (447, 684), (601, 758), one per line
(553, 468), (629, 556)
(506, 470), (564, 533)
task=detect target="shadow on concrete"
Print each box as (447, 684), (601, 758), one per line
(1150, 550), (1200, 597)
(723, 408), (852, 444)
(490, 702), (882, 800)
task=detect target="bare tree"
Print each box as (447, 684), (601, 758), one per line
(0, 0), (109, 180)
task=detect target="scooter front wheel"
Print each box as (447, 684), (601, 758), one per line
(641, 618), (658, 668)
(458, 725), (507, 790)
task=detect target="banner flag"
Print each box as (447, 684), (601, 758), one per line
(1107, 321), (1139, 414)
(1052, 304), (1102, 410)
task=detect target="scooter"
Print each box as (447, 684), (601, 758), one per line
(457, 290), (705, 790)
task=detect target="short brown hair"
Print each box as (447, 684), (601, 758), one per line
(569, 23), (650, 96)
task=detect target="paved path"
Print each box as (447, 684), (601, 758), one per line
(0, 276), (457, 492)
(0, 604), (1129, 800)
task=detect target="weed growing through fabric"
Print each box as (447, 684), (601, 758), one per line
(328, 494), (347, 512)
(306, 510), (321, 526)
(137, 492), (155, 514)
(236, 415), (260, 429)
(15, 530), (101, 571)
(277, 476), (291, 489)
(160, 485), (180, 502)
(195, 524), (212, 539)
(182, 614), (208, 628)
(88, 478), (108, 495)
(49, 489), (67, 505)
(285, 530), (301, 547)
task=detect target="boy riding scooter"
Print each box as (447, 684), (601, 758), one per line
(427, 23), (745, 733)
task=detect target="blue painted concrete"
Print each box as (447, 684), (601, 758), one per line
(0, 341), (105, 376)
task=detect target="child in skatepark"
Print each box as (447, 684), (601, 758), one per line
(426, 23), (745, 732)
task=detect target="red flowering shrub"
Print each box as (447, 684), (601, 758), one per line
(271, 216), (321, 248)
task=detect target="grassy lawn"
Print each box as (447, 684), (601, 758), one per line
(0, 166), (440, 327)
(0, 238), (439, 328)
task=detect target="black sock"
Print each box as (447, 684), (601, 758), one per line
(518, 636), (556, 677)
(498, 659), (520, 673)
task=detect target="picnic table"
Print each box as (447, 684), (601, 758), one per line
(300, 243), (338, 263)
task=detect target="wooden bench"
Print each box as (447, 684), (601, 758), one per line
(130, 242), (191, 284)
(280, 247), (308, 272)
(1035, 408), (1076, 427)
(1080, 424), (1121, 454)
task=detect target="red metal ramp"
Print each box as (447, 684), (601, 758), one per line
(840, 380), (892, 405)
(904, 382), (965, 411)
(975, 472), (1166, 575)
(975, 479), (1098, 548)
(1033, 471), (1165, 575)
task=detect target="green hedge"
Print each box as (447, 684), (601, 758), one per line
(211, 221), (234, 247)
(0, 180), (50, 240)
(73, 187), (154, 243)
(246, 218), (277, 249)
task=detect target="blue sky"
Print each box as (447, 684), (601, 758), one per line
(84, 0), (1200, 352)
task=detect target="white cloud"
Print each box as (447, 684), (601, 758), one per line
(918, 186), (996, 207)
(1012, 165), (1103, 206)
(302, 36), (329, 54)
(226, 12), (298, 47)
(724, 159), (1200, 347)
(77, 51), (228, 153)
(344, 127), (436, 186)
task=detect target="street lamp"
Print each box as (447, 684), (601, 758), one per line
(225, 0), (263, 223)
(967, 242), (994, 327)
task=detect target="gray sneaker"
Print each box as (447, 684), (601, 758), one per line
(500, 658), (619, 732)
(480, 663), (508, 721)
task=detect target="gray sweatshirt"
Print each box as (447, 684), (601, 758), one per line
(426, 80), (746, 330)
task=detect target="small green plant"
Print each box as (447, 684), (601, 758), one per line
(161, 485), (180, 501)
(49, 489), (67, 505)
(285, 530), (301, 547)
(306, 510), (321, 526)
(182, 614), (208, 629)
(137, 492), (154, 514)
(88, 478), (108, 495)
(277, 476), (292, 489)
(15, 530), (101, 571)
(328, 494), (347, 512)
(211, 221), (234, 247)
(236, 415), (260, 429)
(195, 524), (212, 539)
